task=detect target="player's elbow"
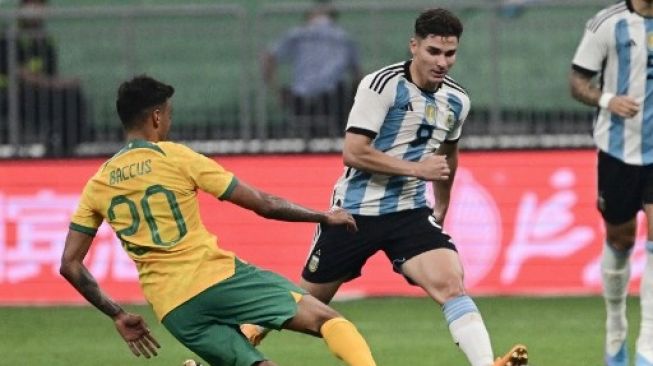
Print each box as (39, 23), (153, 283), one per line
(568, 72), (588, 103)
(342, 149), (356, 168)
(342, 148), (367, 169)
(59, 255), (79, 281)
(59, 260), (73, 280)
(569, 83), (581, 101)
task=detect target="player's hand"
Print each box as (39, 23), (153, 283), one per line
(608, 95), (640, 119)
(417, 155), (450, 181)
(113, 311), (161, 358)
(324, 207), (358, 232)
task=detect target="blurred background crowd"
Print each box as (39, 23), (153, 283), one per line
(0, 0), (608, 158)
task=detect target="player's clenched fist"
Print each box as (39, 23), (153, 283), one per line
(416, 155), (450, 181)
(606, 95), (640, 119)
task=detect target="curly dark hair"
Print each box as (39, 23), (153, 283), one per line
(414, 8), (463, 39)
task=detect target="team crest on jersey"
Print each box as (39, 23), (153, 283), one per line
(425, 102), (437, 124)
(446, 112), (455, 129)
(429, 102), (455, 130)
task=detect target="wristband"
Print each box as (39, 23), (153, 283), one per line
(599, 93), (614, 109)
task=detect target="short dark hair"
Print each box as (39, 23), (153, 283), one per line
(414, 8), (463, 40)
(116, 75), (174, 130)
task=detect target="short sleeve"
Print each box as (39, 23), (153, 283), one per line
(346, 73), (396, 135)
(70, 181), (103, 236)
(173, 144), (236, 199)
(572, 19), (609, 73)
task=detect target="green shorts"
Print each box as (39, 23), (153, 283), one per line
(162, 259), (305, 366)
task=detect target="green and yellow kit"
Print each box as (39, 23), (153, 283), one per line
(70, 139), (238, 320)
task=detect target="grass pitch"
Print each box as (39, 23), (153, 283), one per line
(0, 296), (640, 365)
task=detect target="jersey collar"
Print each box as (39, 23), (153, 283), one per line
(115, 139), (166, 157)
(403, 59), (442, 94)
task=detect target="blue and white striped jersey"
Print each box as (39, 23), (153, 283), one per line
(331, 61), (470, 216)
(572, 1), (653, 165)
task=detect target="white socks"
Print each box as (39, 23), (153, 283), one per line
(601, 241), (631, 355)
(637, 241), (653, 362)
(443, 295), (494, 366)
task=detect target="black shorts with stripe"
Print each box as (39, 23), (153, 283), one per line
(597, 150), (653, 224)
(301, 207), (457, 284)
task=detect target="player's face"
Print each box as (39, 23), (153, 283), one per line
(410, 35), (458, 89)
(155, 100), (172, 141)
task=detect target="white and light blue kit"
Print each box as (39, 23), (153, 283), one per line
(331, 61), (470, 216)
(572, 1), (653, 165)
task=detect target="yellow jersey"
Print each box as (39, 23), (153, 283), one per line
(70, 139), (237, 320)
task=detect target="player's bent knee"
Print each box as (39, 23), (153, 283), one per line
(287, 295), (342, 335)
(422, 275), (465, 303)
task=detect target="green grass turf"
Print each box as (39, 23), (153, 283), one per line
(0, 296), (641, 365)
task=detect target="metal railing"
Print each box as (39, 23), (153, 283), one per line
(0, 1), (611, 158)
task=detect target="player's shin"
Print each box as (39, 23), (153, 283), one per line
(320, 317), (376, 366)
(602, 241), (631, 358)
(443, 295), (494, 366)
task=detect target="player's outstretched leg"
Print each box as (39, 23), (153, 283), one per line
(493, 344), (528, 366)
(320, 317), (376, 366)
(284, 294), (376, 366)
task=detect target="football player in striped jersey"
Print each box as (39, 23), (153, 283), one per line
(571, 1), (653, 365)
(249, 7), (528, 366)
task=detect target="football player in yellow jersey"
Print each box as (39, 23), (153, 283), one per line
(59, 75), (377, 366)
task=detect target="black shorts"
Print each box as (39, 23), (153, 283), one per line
(301, 207), (457, 284)
(597, 150), (653, 224)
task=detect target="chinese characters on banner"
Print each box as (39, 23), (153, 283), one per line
(0, 151), (647, 304)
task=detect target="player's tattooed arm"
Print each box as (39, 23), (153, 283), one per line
(227, 179), (325, 222)
(60, 229), (124, 318)
(67, 261), (124, 317)
(569, 68), (601, 107)
(257, 193), (328, 222)
(225, 179), (357, 230)
(570, 68), (640, 118)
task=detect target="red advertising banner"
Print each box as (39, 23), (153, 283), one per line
(0, 150), (647, 305)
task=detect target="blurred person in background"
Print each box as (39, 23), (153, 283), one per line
(499, 0), (551, 18)
(570, 1), (653, 365)
(246, 8), (528, 366)
(0, 0), (86, 156)
(262, 0), (361, 139)
(59, 75), (377, 366)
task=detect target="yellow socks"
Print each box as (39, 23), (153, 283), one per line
(320, 317), (376, 366)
